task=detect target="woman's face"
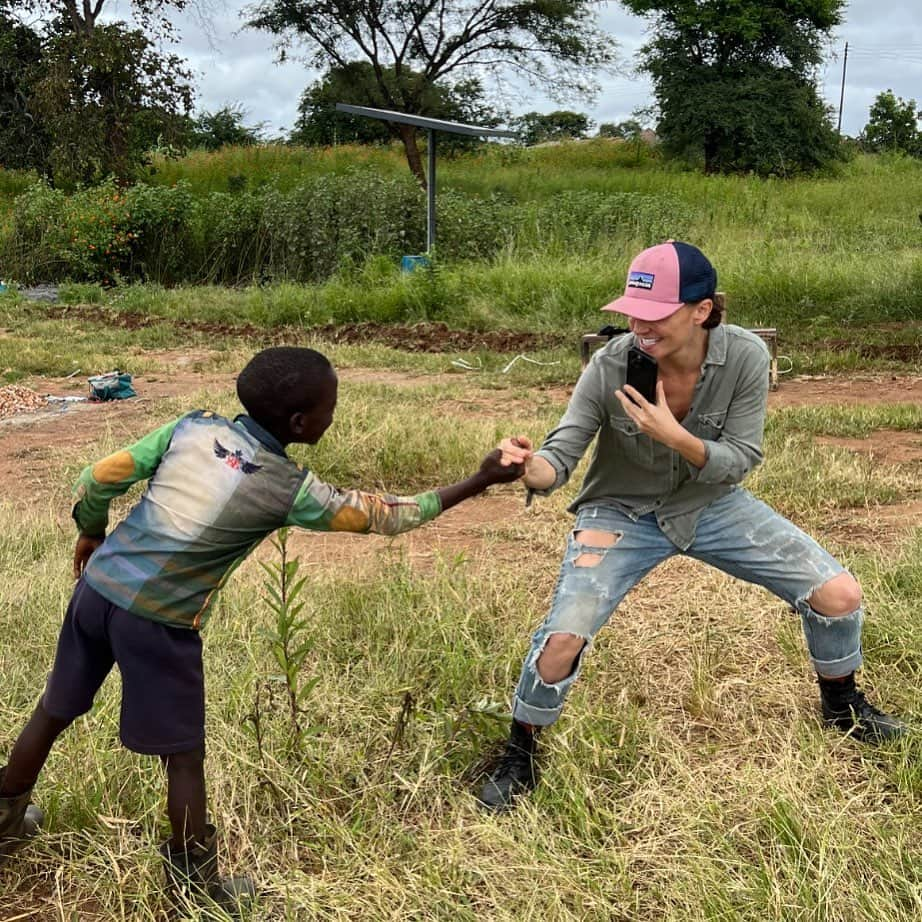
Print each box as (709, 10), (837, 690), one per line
(628, 301), (711, 360)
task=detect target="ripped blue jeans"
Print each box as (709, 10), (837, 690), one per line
(512, 488), (861, 727)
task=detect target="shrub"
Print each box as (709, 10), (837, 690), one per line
(0, 178), (194, 284)
(0, 171), (692, 286)
(261, 171), (425, 281)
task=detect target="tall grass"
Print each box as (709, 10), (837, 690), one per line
(2, 374), (922, 919)
(1, 142), (921, 348)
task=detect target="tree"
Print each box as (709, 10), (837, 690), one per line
(862, 90), (921, 156)
(6, 0), (212, 39)
(513, 110), (591, 145)
(621, 0), (844, 175)
(0, 12), (48, 171)
(247, 0), (616, 185)
(190, 104), (265, 150)
(290, 61), (502, 151)
(597, 118), (643, 140)
(29, 23), (193, 185)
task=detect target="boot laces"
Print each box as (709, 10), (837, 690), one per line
(851, 691), (885, 721)
(495, 740), (533, 777)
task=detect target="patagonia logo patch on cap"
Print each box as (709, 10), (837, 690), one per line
(627, 270), (655, 290)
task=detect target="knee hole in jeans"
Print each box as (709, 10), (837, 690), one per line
(573, 529), (621, 568)
(807, 572), (862, 616)
(537, 632), (588, 685)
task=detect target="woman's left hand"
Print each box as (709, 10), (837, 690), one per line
(615, 381), (684, 448)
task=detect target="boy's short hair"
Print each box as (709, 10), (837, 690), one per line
(236, 347), (334, 423)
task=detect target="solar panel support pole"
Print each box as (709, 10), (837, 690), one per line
(332, 104), (516, 258)
(427, 129), (436, 253)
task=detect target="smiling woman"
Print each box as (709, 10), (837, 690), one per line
(477, 240), (907, 813)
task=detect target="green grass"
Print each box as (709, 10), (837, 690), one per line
(2, 143), (921, 371)
(3, 354), (922, 917)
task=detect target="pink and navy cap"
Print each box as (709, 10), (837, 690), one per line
(602, 241), (717, 321)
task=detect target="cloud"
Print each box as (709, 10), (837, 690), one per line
(103, 0), (922, 137)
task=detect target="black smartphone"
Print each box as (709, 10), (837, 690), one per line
(625, 345), (658, 404)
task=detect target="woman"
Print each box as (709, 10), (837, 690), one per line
(479, 240), (903, 812)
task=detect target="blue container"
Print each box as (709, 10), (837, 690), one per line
(401, 254), (431, 273)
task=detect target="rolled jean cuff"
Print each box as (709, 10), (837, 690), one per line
(800, 605), (863, 678)
(512, 696), (562, 727)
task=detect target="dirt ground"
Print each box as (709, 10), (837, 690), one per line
(2, 348), (922, 920)
(2, 356), (922, 556)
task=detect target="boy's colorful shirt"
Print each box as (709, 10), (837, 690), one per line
(74, 411), (441, 630)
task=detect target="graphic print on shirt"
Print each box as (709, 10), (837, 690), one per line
(214, 439), (263, 474)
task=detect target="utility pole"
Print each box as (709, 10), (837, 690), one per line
(837, 41), (849, 134)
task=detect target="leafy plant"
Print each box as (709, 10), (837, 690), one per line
(258, 527), (320, 752)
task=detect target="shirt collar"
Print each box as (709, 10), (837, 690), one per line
(234, 414), (287, 457)
(703, 324), (727, 366)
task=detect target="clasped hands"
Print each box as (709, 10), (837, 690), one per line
(497, 381), (684, 468)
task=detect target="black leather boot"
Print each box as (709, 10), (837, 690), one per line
(0, 767), (44, 863)
(161, 823), (255, 916)
(477, 721), (539, 812)
(820, 674), (906, 743)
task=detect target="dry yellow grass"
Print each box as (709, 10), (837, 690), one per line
(1, 370), (922, 920)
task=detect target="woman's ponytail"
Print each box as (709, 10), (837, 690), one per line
(702, 291), (725, 329)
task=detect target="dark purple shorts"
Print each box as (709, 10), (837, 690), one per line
(42, 579), (205, 755)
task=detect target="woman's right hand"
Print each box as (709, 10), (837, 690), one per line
(499, 435), (534, 466)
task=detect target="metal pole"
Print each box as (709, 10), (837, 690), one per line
(837, 41), (848, 134)
(427, 128), (436, 253)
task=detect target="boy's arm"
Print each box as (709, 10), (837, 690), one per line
(72, 416), (184, 538)
(285, 450), (522, 536)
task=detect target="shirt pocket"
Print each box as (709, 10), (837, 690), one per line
(609, 415), (655, 466)
(694, 410), (727, 440)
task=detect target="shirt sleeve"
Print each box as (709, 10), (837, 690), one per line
(531, 359), (606, 496)
(687, 344), (769, 485)
(285, 472), (442, 535)
(72, 416), (183, 536)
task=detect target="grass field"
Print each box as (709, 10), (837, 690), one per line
(2, 143), (921, 361)
(1, 143), (922, 919)
(1, 306), (922, 918)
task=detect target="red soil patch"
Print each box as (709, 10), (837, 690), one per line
(3, 355), (922, 552)
(815, 430), (922, 466)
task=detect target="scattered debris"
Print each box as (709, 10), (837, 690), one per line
(88, 370), (136, 401)
(501, 354), (562, 374)
(451, 357), (483, 371)
(0, 385), (48, 420)
(19, 284), (60, 304)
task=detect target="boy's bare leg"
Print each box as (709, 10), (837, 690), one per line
(1, 703), (71, 795)
(161, 747), (207, 847)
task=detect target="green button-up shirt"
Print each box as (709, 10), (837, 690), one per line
(534, 324), (771, 550)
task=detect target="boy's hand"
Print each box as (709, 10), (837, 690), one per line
(478, 448), (524, 485)
(73, 534), (104, 579)
(436, 441), (527, 511)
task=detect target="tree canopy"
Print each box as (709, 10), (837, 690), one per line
(862, 90), (921, 156)
(622, 0), (845, 175)
(0, 11), (47, 172)
(248, 0), (616, 184)
(7, 0), (209, 39)
(0, 14), (193, 185)
(30, 23), (193, 185)
(513, 110), (592, 145)
(190, 105), (265, 150)
(290, 61), (502, 150)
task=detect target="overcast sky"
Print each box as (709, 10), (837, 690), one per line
(103, 0), (922, 139)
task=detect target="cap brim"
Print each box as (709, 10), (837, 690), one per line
(601, 295), (684, 321)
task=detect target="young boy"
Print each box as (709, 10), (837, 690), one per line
(0, 346), (522, 914)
